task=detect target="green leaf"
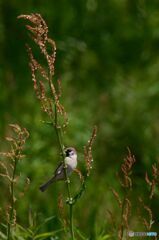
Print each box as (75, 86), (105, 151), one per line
(34, 228), (64, 240)
(0, 223), (7, 229)
(16, 223), (33, 235)
(34, 216), (56, 234)
(97, 234), (111, 240)
(75, 227), (88, 240)
(0, 231), (7, 240)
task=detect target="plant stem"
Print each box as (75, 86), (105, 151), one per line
(7, 157), (17, 240)
(70, 204), (75, 240)
(48, 70), (75, 239)
(120, 189), (129, 240)
(53, 103), (75, 240)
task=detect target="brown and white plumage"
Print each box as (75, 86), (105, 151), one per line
(39, 147), (77, 192)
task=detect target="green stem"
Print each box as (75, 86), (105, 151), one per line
(70, 204), (74, 240)
(48, 72), (75, 239)
(7, 157), (17, 240)
(54, 104), (74, 240)
(120, 189), (129, 240)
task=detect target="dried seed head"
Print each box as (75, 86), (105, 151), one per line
(145, 172), (152, 186)
(111, 188), (122, 208)
(122, 198), (131, 229)
(145, 161), (159, 199)
(18, 14), (68, 128)
(138, 197), (153, 230)
(84, 126), (97, 176)
(120, 148), (136, 188)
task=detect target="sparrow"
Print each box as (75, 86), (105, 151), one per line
(39, 147), (77, 192)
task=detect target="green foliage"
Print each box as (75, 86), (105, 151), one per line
(1, 0), (159, 239)
(0, 217), (63, 240)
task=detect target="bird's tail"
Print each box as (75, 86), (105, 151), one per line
(39, 177), (55, 192)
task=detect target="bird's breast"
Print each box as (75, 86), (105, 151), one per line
(65, 156), (77, 169)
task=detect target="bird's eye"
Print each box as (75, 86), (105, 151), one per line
(65, 150), (70, 156)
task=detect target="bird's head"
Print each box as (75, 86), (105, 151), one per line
(65, 147), (77, 158)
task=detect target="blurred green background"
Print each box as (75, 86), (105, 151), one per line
(1, 0), (159, 238)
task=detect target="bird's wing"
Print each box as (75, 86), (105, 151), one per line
(54, 162), (64, 176)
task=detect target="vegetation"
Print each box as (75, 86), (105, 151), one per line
(1, 1), (159, 239)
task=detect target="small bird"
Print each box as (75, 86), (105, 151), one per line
(39, 147), (77, 192)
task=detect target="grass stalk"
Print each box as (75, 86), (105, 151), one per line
(1, 125), (29, 240)
(7, 155), (18, 240)
(54, 103), (75, 240)
(17, 14), (97, 239)
(69, 204), (74, 240)
(7, 138), (24, 240)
